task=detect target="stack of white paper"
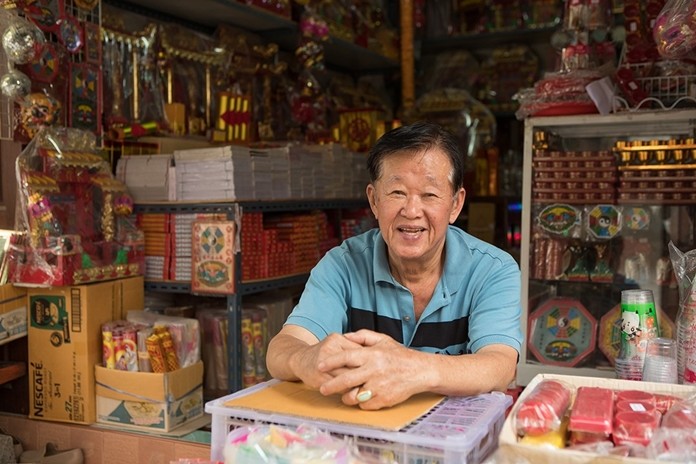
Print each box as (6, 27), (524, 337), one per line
(336, 149), (354, 199)
(116, 154), (175, 202)
(171, 213), (196, 282)
(266, 146), (291, 200)
(287, 145), (308, 199)
(303, 148), (323, 199)
(249, 149), (273, 200)
(351, 151), (369, 198)
(318, 143), (349, 198)
(174, 145), (253, 201)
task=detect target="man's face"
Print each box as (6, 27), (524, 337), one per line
(366, 148), (465, 266)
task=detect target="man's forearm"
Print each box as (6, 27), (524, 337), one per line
(427, 346), (518, 396)
(266, 333), (308, 381)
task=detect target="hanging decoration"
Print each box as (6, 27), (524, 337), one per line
(26, 42), (60, 82)
(253, 42), (287, 141)
(101, 23), (162, 131)
(21, 0), (60, 33)
(1, 68), (32, 99)
(160, 23), (226, 136)
(19, 91), (61, 138)
(1, 0), (102, 140)
(57, 14), (82, 53)
(290, 6), (330, 141)
(74, 0), (99, 11)
(69, 62), (100, 133)
(0, 10), (44, 102)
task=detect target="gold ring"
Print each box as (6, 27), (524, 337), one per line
(356, 389), (373, 403)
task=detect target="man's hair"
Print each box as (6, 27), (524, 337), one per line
(366, 121), (465, 191)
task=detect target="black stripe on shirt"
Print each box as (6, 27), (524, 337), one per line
(348, 308), (469, 349)
(349, 308), (403, 343)
(411, 316), (469, 349)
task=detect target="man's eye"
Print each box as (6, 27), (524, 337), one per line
(389, 191), (406, 197)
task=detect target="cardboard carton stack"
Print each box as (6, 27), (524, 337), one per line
(27, 277), (145, 425)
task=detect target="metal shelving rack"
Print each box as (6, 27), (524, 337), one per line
(135, 198), (368, 392)
(103, 0), (391, 392)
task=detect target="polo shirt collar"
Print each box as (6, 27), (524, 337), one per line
(442, 226), (471, 296)
(373, 232), (394, 284)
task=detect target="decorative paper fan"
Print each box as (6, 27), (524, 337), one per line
(537, 203), (580, 236)
(587, 204), (622, 239)
(623, 206), (650, 231)
(528, 297), (597, 367)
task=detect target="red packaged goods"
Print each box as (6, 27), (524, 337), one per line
(616, 399), (657, 415)
(533, 71), (603, 99)
(654, 393), (682, 414)
(662, 400), (696, 429)
(615, 390), (656, 406)
(615, 67), (649, 107)
(613, 410), (661, 446)
(513, 379), (573, 436)
(568, 387), (614, 444)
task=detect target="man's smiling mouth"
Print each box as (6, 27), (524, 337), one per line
(398, 226), (425, 234)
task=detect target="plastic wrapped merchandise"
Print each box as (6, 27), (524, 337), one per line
(653, 0), (696, 60)
(646, 393), (696, 461)
(223, 424), (381, 464)
(668, 241), (696, 384)
(9, 126), (145, 286)
(126, 310), (201, 369)
(513, 379), (573, 439)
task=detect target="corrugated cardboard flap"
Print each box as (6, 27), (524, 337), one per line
(95, 361), (203, 403)
(0, 284), (27, 305)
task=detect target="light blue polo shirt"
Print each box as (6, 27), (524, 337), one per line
(285, 226), (523, 356)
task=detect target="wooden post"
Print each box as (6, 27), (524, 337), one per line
(400, 0), (415, 114)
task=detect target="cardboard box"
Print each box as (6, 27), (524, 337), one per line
(0, 284), (27, 346)
(95, 361), (204, 432)
(498, 373), (696, 464)
(27, 277), (144, 424)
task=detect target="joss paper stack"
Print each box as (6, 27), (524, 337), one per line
(137, 213), (170, 280)
(174, 145), (253, 201)
(116, 154), (175, 202)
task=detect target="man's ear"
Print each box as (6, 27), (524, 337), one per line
(366, 184), (378, 219)
(449, 188), (466, 224)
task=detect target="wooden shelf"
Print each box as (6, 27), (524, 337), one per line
(421, 26), (559, 53)
(105, 0), (398, 73)
(0, 361), (26, 386)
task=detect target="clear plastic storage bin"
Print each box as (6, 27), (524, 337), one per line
(205, 380), (512, 463)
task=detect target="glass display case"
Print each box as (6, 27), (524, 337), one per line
(518, 109), (696, 385)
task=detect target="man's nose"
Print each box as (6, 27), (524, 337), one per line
(400, 195), (422, 216)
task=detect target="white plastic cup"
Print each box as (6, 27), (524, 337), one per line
(642, 337), (678, 384)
